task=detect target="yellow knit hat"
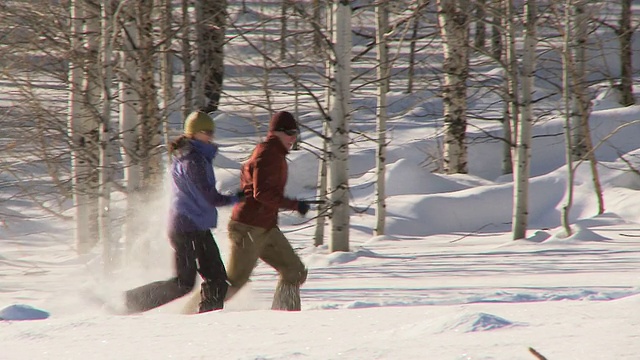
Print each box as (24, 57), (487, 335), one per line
(184, 111), (215, 135)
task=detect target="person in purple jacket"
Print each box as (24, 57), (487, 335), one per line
(124, 111), (243, 314)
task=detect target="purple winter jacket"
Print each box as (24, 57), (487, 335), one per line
(168, 139), (238, 233)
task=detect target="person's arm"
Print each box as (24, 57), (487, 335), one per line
(186, 156), (238, 207)
(252, 152), (298, 211)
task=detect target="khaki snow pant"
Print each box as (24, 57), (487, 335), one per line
(226, 220), (308, 310)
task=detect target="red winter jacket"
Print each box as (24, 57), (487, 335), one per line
(231, 134), (298, 229)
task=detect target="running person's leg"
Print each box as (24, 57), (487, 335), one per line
(192, 230), (228, 312)
(125, 231), (199, 312)
(225, 220), (267, 300)
(259, 226), (307, 311)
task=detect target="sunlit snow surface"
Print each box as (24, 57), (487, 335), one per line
(2, 6), (640, 358)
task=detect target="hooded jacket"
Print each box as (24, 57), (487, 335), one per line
(169, 139), (238, 233)
(231, 134), (298, 229)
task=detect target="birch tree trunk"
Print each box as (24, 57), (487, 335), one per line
(292, 14), (301, 151)
(619, 0), (634, 106)
(571, 1), (605, 215)
(490, 0), (502, 60)
(374, 0), (389, 236)
(512, 0), (537, 240)
(80, 0), (102, 250)
(490, 0), (513, 175)
(474, 0), (487, 51)
(119, 4), (142, 260)
(570, 1), (588, 160)
(437, 0), (470, 174)
(312, 0), (323, 55)
(504, 0), (518, 175)
(137, 0), (163, 191)
(407, 0), (428, 94)
(68, 0), (93, 254)
(491, 0), (515, 175)
(260, 0), (274, 113)
(159, 0), (174, 159)
(314, 122), (329, 246)
(280, 0), (288, 60)
(329, 0), (351, 252)
(196, 0), (227, 112)
(314, 5), (333, 247)
(182, 0), (194, 117)
(194, 1), (205, 110)
(99, 0), (115, 272)
(561, 0), (574, 237)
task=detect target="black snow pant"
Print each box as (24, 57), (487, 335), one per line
(125, 230), (228, 313)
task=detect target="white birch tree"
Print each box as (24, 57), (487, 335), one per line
(511, 0), (537, 240)
(474, 0), (487, 51)
(280, 0), (289, 60)
(195, 0), (227, 112)
(329, 0), (352, 252)
(374, 0), (389, 236)
(314, 121), (330, 247)
(68, 0), (93, 254)
(492, 0), (514, 175)
(71, 0), (102, 253)
(313, 0), (324, 53)
(437, 0), (470, 174)
(490, 0), (502, 61)
(570, 0), (589, 161)
(406, 0), (427, 94)
(570, 0), (604, 215)
(504, 0), (518, 176)
(314, 2), (332, 247)
(618, 0), (635, 106)
(181, 0), (194, 117)
(158, 0), (174, 157)
(99, 0), (116, 272)
(136, 0), (163, 191)
(561, 0), (575, 237)
(119, 3), (142, 260)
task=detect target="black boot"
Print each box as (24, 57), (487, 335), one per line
(125, 279), (191, 313)
(199, 279), (228, 313)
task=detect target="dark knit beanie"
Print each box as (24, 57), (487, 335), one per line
(269, 111), (298, 132)
(184, 111), (215, 135)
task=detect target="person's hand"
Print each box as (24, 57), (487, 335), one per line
(297, 201), (310, 216)
(235, 190), (246, 202)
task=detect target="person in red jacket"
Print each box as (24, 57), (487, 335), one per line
(228, 111), (310, 311)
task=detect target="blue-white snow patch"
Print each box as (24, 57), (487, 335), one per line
(443, 312), (521, 333)
(0, 304), (50, 321)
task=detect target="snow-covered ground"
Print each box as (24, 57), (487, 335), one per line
(2, 2), (640, 357)
(2, 86), (640, 359)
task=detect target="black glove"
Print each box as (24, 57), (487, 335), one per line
(297, 200), (310, 216)
(235, 190), (246, 202)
